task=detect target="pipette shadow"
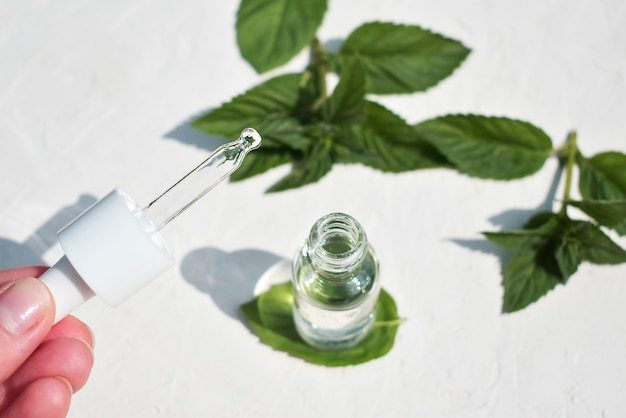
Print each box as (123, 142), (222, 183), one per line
(450, 163), (563, 260)
(0, 194), (97, 269)
(180, 247), (288, 321)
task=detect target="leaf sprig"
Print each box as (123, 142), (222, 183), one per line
(484, 133), (626, 312)
(194, 15), (469, 191)
(192, 0), (626, 312)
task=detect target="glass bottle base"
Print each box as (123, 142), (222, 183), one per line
(292, 306), (376, 351)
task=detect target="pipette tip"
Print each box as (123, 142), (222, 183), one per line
(240, 127), (262, 150)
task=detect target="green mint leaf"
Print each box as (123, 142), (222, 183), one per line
(267, 138), (333, 192)
(502, 251), (562, 313)
(578, 151), (626, 200)
(484, 230), (550, 252)
(567, 199), (626, 234)
(295, 68), (325, 118)
(577, 151), (626, 235)
(484, 211), (561, 251)
(523, 211), (558, 229)
(237, 0), (328, 73)
(483, 212), (582, 282)
(193, 74), (311, 151)
(257, 281), (298, 334)
(555, 221), (584, 280)
(332, 101), (450, 171)
(414, 115), (552, 180)
(240, 282), (401, 366)
(519, 214), (583, 281)
(492, 213), (626, 312)
(570, 221), (626, 264)
(321, 59), (366, 125)
(230, 148), (295, 182)
(487, 213), (584, 311)
(251, 118), (311, 151)
(339, 22), (470, 94)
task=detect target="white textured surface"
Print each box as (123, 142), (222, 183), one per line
(1, 1), (625, 417)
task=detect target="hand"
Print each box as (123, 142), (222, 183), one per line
(0, 266), (94, 418)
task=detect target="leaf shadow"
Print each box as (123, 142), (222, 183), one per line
(323, 38), (343, 54)
(179, 247), (287, 322)
(162, 110), (228, 153)
(450, 163), (563, 278)
(489, 163), (563, 230)
(0, 194), (97, 270)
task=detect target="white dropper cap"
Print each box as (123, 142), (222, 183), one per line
(38, 128), (262, 324)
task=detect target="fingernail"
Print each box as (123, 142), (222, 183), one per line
(0, 277), (51, 335)
(55, 376), (75, 394)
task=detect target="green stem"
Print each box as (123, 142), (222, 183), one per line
(559, 131), (578, 217)
(309, 38), (329, 110)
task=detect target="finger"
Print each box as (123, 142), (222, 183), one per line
(0, 267), (49, 284)
(44, 316), (94, 349)
(0, 278), (54, 382)
(6, 337), (94, 395)
(0, 269), (95, 349)
(1, 376), (72, 418)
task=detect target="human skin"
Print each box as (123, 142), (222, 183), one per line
(0, 266), (94, 418)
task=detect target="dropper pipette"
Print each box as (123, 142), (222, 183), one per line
(143, 127), (261, 233)
(38, 128), (261, 323)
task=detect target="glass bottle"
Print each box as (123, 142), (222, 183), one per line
(292, 212), (380, 350)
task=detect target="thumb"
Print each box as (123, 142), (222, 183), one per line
(0, 277), (55, 382)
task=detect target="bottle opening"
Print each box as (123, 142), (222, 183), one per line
(322, 234), (355, 255)
(309, 213), (367, 271)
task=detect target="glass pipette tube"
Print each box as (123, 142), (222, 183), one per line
(142, 127), (261, 233)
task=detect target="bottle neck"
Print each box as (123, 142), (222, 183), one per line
(308, 213), (367, 276)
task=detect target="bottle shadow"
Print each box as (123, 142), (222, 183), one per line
(0, 194), (98, 270)
(179, 247), (288, 321)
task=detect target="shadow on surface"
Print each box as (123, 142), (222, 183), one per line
(180, 247), (286, 320)
(488, 163), (563, 230)
(0, 194), (97, 269)
(449, 237), (508, 260)
(163, 112), (227, 153)
(451, 162), (563, 258)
